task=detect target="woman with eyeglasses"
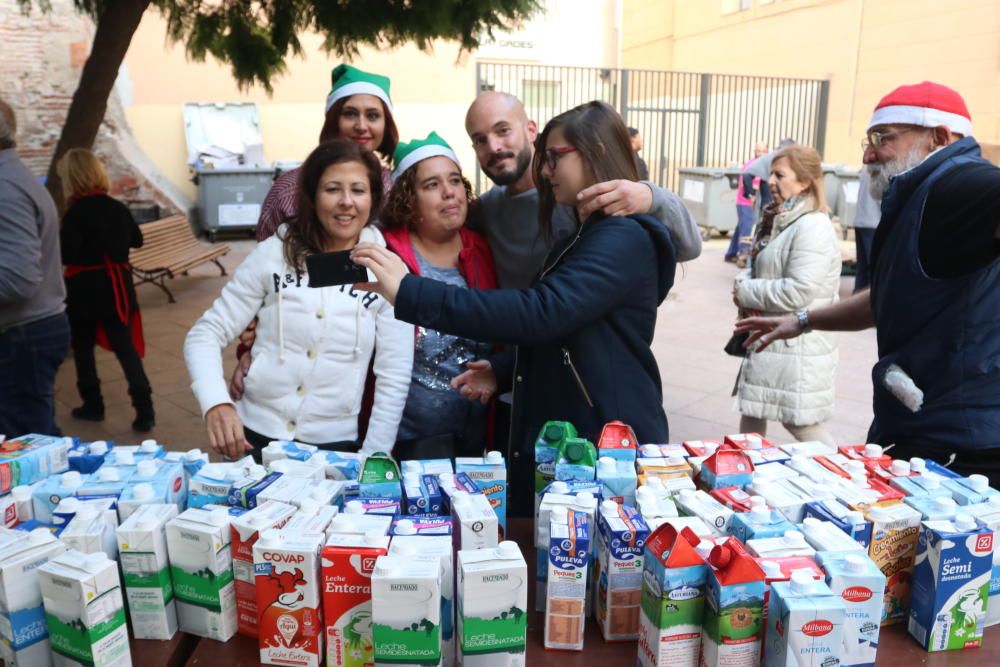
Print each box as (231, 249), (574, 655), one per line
(350, 101), (677, 516)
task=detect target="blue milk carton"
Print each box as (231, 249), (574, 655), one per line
(730, 505), (797, 543)
(799, 518), (867, 555)
(908, 513), (994, 651)
(401, 458), (454, 477)
(965, 496), (1000, 626)
(402, 472), (436, 515)
(802, 499), (873, 549)
(31, 471), (85, 523)
(817, 552), (886, 667)
(543, 506), (591, 650)
(437, 472), (482, 515)
(76, 465), (134, 506)
(260, 439), (317, 465)
(942, 474), (1000, 506)
(908, 458), (961, 481)
(130, 458), (187, 509)
(391, 514), (453, 537)
(318, 450), (362, 481)
(764, 571), (846, 667)
(904, 495), (961, 521)
(535, 479), (602, 521)
(594, 502), (649, 641)
(596, 456), (638, 507)
(163, 448), (209, 484)
(890, 473), (954, 499)
(456, 451), (507, 534)
(0, 434), (71, 494)
(67, 440), (113, 474)
(227, 470), (282, 509)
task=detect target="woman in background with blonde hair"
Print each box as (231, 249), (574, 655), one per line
(59, 148), (154, 432)
(732, 144), (841, 445)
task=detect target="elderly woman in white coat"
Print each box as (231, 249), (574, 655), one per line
(733, 145), (842, 445)
(184, 140), (414, 460)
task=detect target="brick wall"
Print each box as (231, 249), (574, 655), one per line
(0, 0), (180, 216)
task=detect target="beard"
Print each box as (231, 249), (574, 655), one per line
(483, 142), (533, 186)
(866, 144), (926, 199)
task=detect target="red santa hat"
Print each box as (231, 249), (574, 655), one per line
(867, 81), (972, 136)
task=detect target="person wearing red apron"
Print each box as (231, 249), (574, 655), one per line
(58, 148), (154, 432)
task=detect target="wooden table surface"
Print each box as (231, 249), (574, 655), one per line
(173, 518), (1000, 665)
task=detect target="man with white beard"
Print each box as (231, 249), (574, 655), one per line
(734, 82), (1000, 476)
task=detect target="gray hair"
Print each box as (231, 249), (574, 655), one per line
(0, 98), (15, 149)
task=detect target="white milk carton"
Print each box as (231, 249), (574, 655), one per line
(166, 506), (237, 641)
(253, 529), (325, 666)
(0, 529), (66, 666)
(451, 492), (499, 553)
(322, 531), (390, 667)
(456, 451), (508, 539)
(231, 500), (298, 637)
(37, 550), (131, 667)
(371, 554), (442, 667)
(748, 478), (812, 523)
(59, 503), (118, 560)
(965, 495), (1000, 625)
(816, 552), (886, 667)
(269, 457), (327, 481)
(115, 503), (179, 640)
(457, 542), (527, 667)
(327, 513), (393, 537)
(53, 496), (117, 539)
(764, 570), (846, 667)
(799, 518), (867, 554)
(282, 500), (339, 539)
(747, 531), (816, 559)
(544, 506), (590, 651)
(390, 536), (455, 667)
(674, 489), (732, 534)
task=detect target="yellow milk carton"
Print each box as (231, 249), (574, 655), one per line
(863, 503), (921, 626)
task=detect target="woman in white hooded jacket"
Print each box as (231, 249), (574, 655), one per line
(733, 145), (842, 445)
(184, 141), (414, 459)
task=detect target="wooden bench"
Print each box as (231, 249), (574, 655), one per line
(129, 215), (231, 303)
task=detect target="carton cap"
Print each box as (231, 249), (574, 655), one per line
(890, 460), (911, 476)
(845, 461), (866, 475)
(247, 464), (266, 478)
(635, 486), (655, 502)
(485, 450), (503, 464)
(933, 496), (958, 512)
(601, 499), (619, 515)
(909, 457), (926, 472)
(330, 515), (353, 532)
(849, 472), (869, 488)
(140, 439), (158, 452)
(923, 476), (941, 489)
(258, 529), (282, 547)
(598, 456), (616, 472)
(844, 511), (865, 525)
(98, 467), (120, 482)
(954, 513), (977, 531)
(186, 448), (204, 461)
(802, 517), (822, 527)
(344, 500), (365, 515)
(549, 481), (570, 494)
(27, 528), (54, 545)
(844, 554), (868, 573)
(497, 541), (520, 559)
(573, 492), (596, 510)
(746, 435), (763, 450)
(89, 441), (109, 455)
(265, 441), (285, 452)
(115, 450), (136, 465)
(550, 505), (569, 523)
(783, 530), (806, 545)
(863, 444), (883, 459)
(83, 552), (108, 572)
(374, 559), (399, 577)
(760, 560), (783, 577)
(968, 474), (990, 492)
(748, 495), (766, 508)
(137, 460), (158, 477)
(208, 507), (229, 526)
(363, 530), (384, 545)
(640, 445), (660, 457)
(307, 453), (327, 468)
(750, 505), (771, 521)
(644, 477), (664, 490)
(395, 519), (416, 536)
(132, 483), (155, 502)
(11, 485), (32, 501)
(790, 569), (815, 594)
(61, 471), (83, 489)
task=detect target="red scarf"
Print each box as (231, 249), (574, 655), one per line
(64, 257), (145, 358)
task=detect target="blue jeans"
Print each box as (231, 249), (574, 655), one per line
(0, 312), (70, 436)
(726, 204), (755, 259)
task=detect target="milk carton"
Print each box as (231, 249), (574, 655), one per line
(544, 506), (590, 650)
(908, 457), (961, 481)
(327, 512), (393, 538)
(32, 471), (84, 523)
(799, 518), (867, 554)
(116, 482), (167, 521)
(699, 450), (755, 491)
(391, 515), (453, 537)
(402, 471), (444, 517)
(187, 458), (256, 508)
(228, 471), (283, 508)
(322, 451), (364, 482)
(401, 459), (454, 477)
(786, 455), (842, 486)
(456, 452), (507, 536)
(779, 441), (837, 458)
(162, 448), (209, 483)
(0, 529), (66, 666)
(283, 501), (339, 539)
(451, 492), (499, 554)
(534, 421), (578, 496)
(597, 420), (639, 462)
(391, 535), (454, 667)
(636, 455), (693, 481)
(683, 439), (723, 457)
(674, 489), (732, 535)
(764, 571), (846, 667)
(802, 500), (872, 549)
(534, 479), (601, 519)
(730, 505), (797, 543)
(636, 524), (708, 667)
(746, 531), (815, 559)
(52, 496), (117, 539)
(262, 440), (319, 465)
(702, 538), (767, 667)
(115, 503), (178, 639)
(231, 500), (298, 637)
(456, 542), (527, 667)
(757, 555), (825, 660)
(724, 433), (775, 451)
(371, 554), (442, 667)
(322, 532), (389, 667)
(711, 487), (765, 513)
(535, 492), (597, 612)
(816, 552), (886, 667)
(554, 437), (597, 483)
(37, 550), (131, 667)
(747, 479), (811, 523)
(908, 514), (994, 651)
(75, 465), (131, 504)
(890, 473), (953, 499)
(594, 502), (649, 641)
(358, 452), (403, 515)
(596, 456), (638, 507)
(904, 495), (961, 521)
(942, 474), (1000, 506)
(59, 503), (118, 559)
(67, 440), (112, 475)
(965, 496), (1000, 625)
(270, 457), (327, 481)
(256, 476), (346, 510)
(438, 473), (482, 515)
(785, 476), (837, 506)
(635, 486), (680, 523)
(126, 459), (187, 509)
(253, 529), (324, 666)
(863, 503), (921, 625)
(0, 434), (71, 493)
(166, 506), (237, 640)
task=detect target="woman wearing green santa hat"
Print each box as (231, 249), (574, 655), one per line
(255, 64), (398, 243)
(380, 132), (500, 459)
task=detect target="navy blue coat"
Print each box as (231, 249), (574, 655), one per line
(394, 213), (677, 516)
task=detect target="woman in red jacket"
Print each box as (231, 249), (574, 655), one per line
(380, 132), (499, 459)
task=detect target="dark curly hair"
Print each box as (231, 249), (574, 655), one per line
(380, 161), (476, 231)
(283, 140), (384, 273)
(319, 96), (398, 162)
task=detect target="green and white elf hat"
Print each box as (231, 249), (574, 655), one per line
(392, 132), (460, 181)
(325, 64), (393, 114)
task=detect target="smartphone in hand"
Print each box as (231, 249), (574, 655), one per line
(306, 250), (371, 287)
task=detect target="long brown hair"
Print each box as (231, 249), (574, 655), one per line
(773, 145), (827, 212)
(319, 96), (398, 161)
(532, 101), (638, 240)
(284, 140), (384, 273)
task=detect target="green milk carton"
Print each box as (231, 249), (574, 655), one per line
(371, 554), (441, 666)
(457, 541), (527, 666)
(534, 422), (578, 496)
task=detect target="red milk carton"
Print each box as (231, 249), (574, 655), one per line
(723, 433), (775, 451)
(231, 500), (297, 637)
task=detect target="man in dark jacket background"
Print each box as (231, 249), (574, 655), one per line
(736, 82), (1000, 478)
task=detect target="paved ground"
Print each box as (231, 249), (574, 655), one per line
(53, 237), (876, 454)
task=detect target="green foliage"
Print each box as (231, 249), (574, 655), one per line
(21, 0), (541, 93)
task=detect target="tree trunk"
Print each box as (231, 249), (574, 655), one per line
(45, 0), (151, 212)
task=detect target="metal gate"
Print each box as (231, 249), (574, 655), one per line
(474, 62), (829, 194)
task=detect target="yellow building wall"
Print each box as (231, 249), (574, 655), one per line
(121, 0), (620, 200)
(621, 0), (1000, 165)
